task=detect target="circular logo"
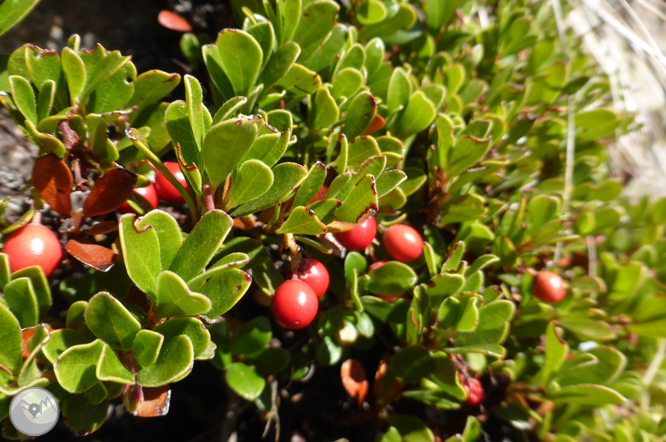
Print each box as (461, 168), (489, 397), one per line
(9, 387), (59, 436)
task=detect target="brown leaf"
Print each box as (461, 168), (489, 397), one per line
(33, 154), (73, 216)
(123, 384), (172, 417)
(21, 326), (53, 363)
(65, 239), (117, 272)
(158, 10), (192, 32)
(83, 168), (137, 217)
(85, 221), (119, 236)
(341, 359), (368, 409)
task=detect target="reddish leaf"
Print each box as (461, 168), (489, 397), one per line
(21, 326), (53, 364)
(341, 359), (368, 409)
(363, 114), (386, 136)
(123, 384), (171, 417)
(65, 239), (117, 272)
(33, 154), (73, 216)
(83, 168), (137, 217)
(158, 10), (192, 32)
(85, 221), (119, 236)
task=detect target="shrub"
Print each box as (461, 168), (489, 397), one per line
(0, 0), (664, 440)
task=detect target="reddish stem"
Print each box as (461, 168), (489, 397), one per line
(203, 182), (215, 213)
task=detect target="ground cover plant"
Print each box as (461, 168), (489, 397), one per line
(1, 0), (666, 440)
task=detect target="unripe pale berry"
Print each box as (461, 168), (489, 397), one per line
(155, 162), (188, 204)
(271, 280), (319, 330)
(2, 224), (62, 277)
(382, 224), (423, 262)
(334, 217), (377, 252)
(532, 271), (566, 303)
(290, 259), (330, 299)
(118, 183), (159, 214)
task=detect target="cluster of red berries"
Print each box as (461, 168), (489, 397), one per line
(271, 217), (426, 329)
(119, 162), (187, 214)
(459, 374), (485, 406)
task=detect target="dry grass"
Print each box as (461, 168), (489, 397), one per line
(568, 0), (666, 199)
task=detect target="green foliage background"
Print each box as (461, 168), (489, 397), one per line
(1, 0), (665, 440)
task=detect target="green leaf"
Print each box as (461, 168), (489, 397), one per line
(184, 74), (206, 151)
(476, 300), (514, 330)
(203, 116), (259, 189)
(332, 68), (363, 101)
(549, 384), (626, 406)
(169, 210), (232, 282)
(127, 69), (181, 109)
(439, 194), (486, 226)
(199, 268), (252, 319)
(226, 362), (266, 400)
(376, 170), (407, 198)
(229, 159), (274, 207)
(277, 206), (327, 235)
(344, 91), (377, 140)
(446, 344), (506, 358)
(311, 87), (340, 130)
(42, 329), (89, 364)
(37, 79), (55, 121)
(247, 22), (274, 69)
(0, 0), (42, 37)
(554, 347), (626, 387)
(347, 137), (382, 170)
(137, 335), (194, 387)
(277, 0), (301, 44)
(335, 175), (378, 223)
(538, 322), (568, 386)
(231, 163), (308, 217)
(559, 318), (615, 341)
(257, 42), (301, 90)
(4, 277), (38, 327)
(156, 271), (212, 320)
(24, 119), (66, 156)
(395, 91), (436, 138)
(447, 136), (492, 176)
(292, 0), (340, 51)
(0, 303), (22, 375)
(10, 266), (51, 318)
(85, 291), (141, 350)
(119, 214), (162, 299)
(153, 317), (210, 359)
(276, 63), (321, 94)
(166, 100), (200, 168)
(294, 162), (327, 208)
(61, 47), (86, 104)
(61, 394), (108, 436)
(385, 415), (435, 442)
(55, 340), (134, 393)
(457, 297), (479, 332)
(427, 273), (465, 310)
(233, 316), (272, 356)
(212, 96), (248, 124)
(357, 0), (387, 24)
(9, 75), (37, 125)
(317, 335), (342, 366)
(133, 330), (164, 367)
(136, 210), (182, 270)
(363, 261), (417, 296)
(216, 29), (263, 96)
(302, 24), (347, 72)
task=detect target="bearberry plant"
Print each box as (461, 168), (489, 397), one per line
(1, 0), (665, 440)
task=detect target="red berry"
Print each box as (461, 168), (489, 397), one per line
(118, 183), (159, 214)
(291, 259), (330, 299)
(271, 280), (319, 329)
(532, 271), (566, 303)
(460, 375), (485, 405)
(382, 224), (423, 262)
(2, 224), (62, 277)
(334, 217), (377, 252)
(155, 162), (187, 204)
(368, 260), (389, 273)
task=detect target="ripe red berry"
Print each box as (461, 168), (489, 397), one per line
(118, 183), (159, 214)
(460, 375), (485, 406)
(291, 259), (330, 299)
(271, 280), (319, 329)
(2, 224), (62, 277)
(155, 162), (188, 205)
(334, 217), (377, 252)
(382, 224), (423, 262)
(532, 271), (566, 303)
